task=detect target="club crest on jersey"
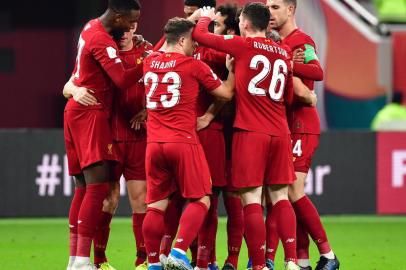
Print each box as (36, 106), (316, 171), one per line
(107, 144), (113, 155)
(137, 58), (142, 65)
(224, 35), (234, 40)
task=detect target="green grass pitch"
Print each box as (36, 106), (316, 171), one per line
(1, 216), (406, 270)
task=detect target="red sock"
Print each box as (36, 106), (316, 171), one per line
(190, 239), (198, 263)
(76, 183), (110, 257)
(174, 201), (208, 252)
(93, 212), (113, 264)
(296, 218), (310, 259)
(210, 246), (217, 264)
(243, 203), (266, 270)
(272, 200), (297, 263)
(197, 196), (218, 268)
(133, 213), (147, 266)
(265, 203), (278, 261)
(143, 207), (165, 264)
(224, 196), (244, 267)
(68, 187), (86, 256)
(160, 193), (186, 256)
(293, 196), (331, 254)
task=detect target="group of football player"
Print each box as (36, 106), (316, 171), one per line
(62, 0), (340, 270)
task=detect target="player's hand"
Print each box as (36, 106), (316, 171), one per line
(188, 8), (202, 22)
(309, 92), (317, 107)
(200, 6), (216, 20)
(197, 113), (214, 131)
(73, 87), (98, 106)
(226, 54), (235, 73)
(130, 109), (147, 130)
(134, 34), (153, 49)
(293, 48), (305, 63)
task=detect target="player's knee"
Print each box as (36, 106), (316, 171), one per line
(131, 196), (147, 213)
(288, 186), (305, 203)
(198, 195), (211, 209)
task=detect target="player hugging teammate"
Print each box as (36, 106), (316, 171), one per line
(62, 1), (339, 270)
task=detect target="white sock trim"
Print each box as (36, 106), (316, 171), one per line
(321, 250), (335, 260)
(298, 259), (311, 267)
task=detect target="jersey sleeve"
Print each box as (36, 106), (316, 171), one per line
(284, 61), (294, 106)
(193, 60), (222, 92)
(292, 37), (324, 81)
(193, 17), (245, 57)
(90, 33), (143, 90)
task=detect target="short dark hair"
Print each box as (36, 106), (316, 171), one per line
(164, 17), (196, 45)
(392, 92), (404, 104)
(284, 0), (297, 8)
(241, 2), (270, 31)
(108, 0), (141, 12)
(217, 4), (240, 35)
(184, 0), (216, 8)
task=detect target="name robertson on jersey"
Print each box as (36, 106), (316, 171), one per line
(150, 60), (177, 69)
(253, 41), (288, 57)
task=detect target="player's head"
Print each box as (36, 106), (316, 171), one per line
(266, 0), (297, 31)
(214, 4), (240, 35)
(184, 0), (216, 18)
(108, 0), (141, 39)
(164, 17), (196, 56)
(119, 23), (137, 50)
(266, 29), (281, 43)
(239, 2), (270, 37)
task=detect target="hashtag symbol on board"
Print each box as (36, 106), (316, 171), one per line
(35, 154), (62, 196)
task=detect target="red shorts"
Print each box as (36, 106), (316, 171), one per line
(231, 130), (296, 189)
(198, 128), (226, 187)
(64, 109), (119, 176)
(112, 140), (147, 181)
(145, 142), (212, 204)
(291, 133), (320, 173)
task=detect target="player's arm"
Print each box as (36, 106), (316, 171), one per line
(91, 35), (143, 90)
(293, 77), (317, 107)
(62, 77), (99, 106)
(292, 43), (324, 81)
(197, 98), (227, 131)
(210, 55), (236, 100)
(192, 8), (244, 56)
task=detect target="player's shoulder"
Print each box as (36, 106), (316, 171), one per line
(81, 19), (113, 44)
(291, 29), (315, 46)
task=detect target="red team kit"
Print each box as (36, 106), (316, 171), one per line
(63, 1), (339, 270)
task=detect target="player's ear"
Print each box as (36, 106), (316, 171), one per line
(288, 4), (295, 16)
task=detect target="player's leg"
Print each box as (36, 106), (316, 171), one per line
(265, 136), (298, 270)
(67, 174), (86, 270)
(197, 129), (226, 270)
(264, 191), (278, 270)
(143, 142), (177, 270)
(197, 190), (220, 270)
(75, 162), (112, 264)
(166, 143), (212, 270)
(93, 180), (120, 269)
(127, 180), (148, 268)
(160, 192), (186, 258)
(231, 131), (270, 270)
(289, 134), (339, 270)
(222, 190), (244, 270)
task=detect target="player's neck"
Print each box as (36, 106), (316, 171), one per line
(99, 10), (115, 34)
(245, 30), (266, 39)
(165, 45), (185, 56)
(279, 19), (298, 40)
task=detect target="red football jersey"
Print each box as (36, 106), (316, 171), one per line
(66, 19), (142, 114)
(111, 41), (153, 141)
(282, 29), (321, 134)
(144, 52), (222, 144)
(193, 17), (293, 137)
(194, 45), (228, 130)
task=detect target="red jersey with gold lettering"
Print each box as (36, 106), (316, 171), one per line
(144, 52), (222, 144)
(111, 41), (153, 141)
(66, 19), (142, 114)
(282, 29), (322, 134)
(193, 17), (293, 137)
